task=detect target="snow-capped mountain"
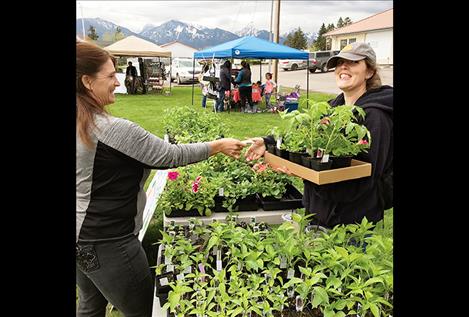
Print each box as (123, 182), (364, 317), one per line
(140, 20), (239, 49)
(76, 18), (137, 40)
(235, 23), (286, 43)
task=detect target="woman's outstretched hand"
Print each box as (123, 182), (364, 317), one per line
(209, 138), (246, 159)
(244, 137), (266, 161)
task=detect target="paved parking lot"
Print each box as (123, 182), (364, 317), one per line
(249, 64), (393, 94)
(174, 64), (393, 95)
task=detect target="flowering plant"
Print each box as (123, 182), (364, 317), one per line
(251, 162), (294, 198)
(158, 167), (224, 216)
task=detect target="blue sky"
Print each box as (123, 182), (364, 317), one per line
(77, 1), (393, 35)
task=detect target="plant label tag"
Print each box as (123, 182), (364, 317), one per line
(280, 257), (287, 268)
(176, 273), (184, 281)
(166, 264), (174, 273)
(287, 268), (295, 279)
(184, 266), (192, 274)
(316, 148), (324, 158)
(216, 259), (222, 272)
(159, 277), (169, 286)
(321, 154), (330, 163)
(212, 246), (218, 256)
(198, 263), (205, 274)
(164, 256), (172, 265)
(219, 187), (224, 196)
(276, 138), (282, 149)
(164, 134), (169, 143)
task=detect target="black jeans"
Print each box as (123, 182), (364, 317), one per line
(239, 86), (254, 111)
(76, 234), (154, 317)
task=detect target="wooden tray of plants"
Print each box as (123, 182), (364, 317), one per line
(264, 152), (371, 185)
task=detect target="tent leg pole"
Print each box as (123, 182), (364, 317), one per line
(169, 57), (172, 94)
(192, 58), (195, 106)
(306, 59), (309, 108)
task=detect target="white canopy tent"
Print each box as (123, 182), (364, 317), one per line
(104, 36), (172, 94)
(103, 35), (171, 58)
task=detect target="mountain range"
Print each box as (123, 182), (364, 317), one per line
(76, 18), (316, 49)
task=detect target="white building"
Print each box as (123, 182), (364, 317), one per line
(160, 41), (198, 58)
(324, 8), (393, 65)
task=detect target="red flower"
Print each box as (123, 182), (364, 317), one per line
(195, 176), (202, 183)
(358, 139), (369, 145)
(192, 182), (199, 193)
(167, 171), (179, 181)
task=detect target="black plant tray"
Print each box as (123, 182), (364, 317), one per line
(257, 184), (303, 211)
(165, 208), (206, 217)
(155, 271), (175, 294)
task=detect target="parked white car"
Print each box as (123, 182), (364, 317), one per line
(169, 57), (202, 84)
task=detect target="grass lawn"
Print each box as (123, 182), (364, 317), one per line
(82, 86), (392, 317)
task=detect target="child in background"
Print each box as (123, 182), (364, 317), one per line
(198, 64), (210, 108)
(263, 72), (277, 110)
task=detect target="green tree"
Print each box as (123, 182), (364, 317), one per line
(284, 27), (308, 50)
(326, 23), (335, 32)
(87, 25), (99, 41)
(337, 17), (344, 28)
(114, 26), (125, 42)
(312, 23), (327, 51)
(344, 17), (353, 26)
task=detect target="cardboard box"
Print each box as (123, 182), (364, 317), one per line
(264, 152), (371, 185)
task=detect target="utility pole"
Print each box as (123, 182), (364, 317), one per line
(272, 0), (280, 85)
(79, 2), (86, 40)
(268, 0), (274, 72)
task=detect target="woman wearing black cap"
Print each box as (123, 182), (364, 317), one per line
(245, 42), (393, 229)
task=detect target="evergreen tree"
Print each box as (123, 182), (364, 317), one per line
(327, 23), (335, 32)
(114, 26), (125, 42)
(284, 27), (308, 50)
(87, 25), (99, 41)
(344, 17), (353, 26)
(284, 33), (294, 48)
(312, 23), (327, 51)
(337, 17), (344, 28)
(292, 27), (308, 50)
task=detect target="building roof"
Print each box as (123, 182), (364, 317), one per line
(325, 8), (393, 37)
(160, 40), (197, 50)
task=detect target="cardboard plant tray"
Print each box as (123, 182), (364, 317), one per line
(264, 152), (371, 185)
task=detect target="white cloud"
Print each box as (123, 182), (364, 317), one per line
(76, 1), (393, 34)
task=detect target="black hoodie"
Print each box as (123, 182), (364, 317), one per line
(302, 85), (393, 228)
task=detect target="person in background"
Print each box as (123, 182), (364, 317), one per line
(198, 64), (210, 108)
(245, 42), (393, 229)
(234, 61), (255, 113)
(216, 60), (232, 112)
(125, 61), (137, 94)
(138, 57), (147, 94)
(76, 40), (246, 317)
(263, 72), (277, 110)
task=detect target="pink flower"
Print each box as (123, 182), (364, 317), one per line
(358, 139), (369, 145)
(167, 171), (179, 181)
(195, 176), (202, 183)
(192, 182), (199, 193)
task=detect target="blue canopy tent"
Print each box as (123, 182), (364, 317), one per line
(191, 36), (310, 109)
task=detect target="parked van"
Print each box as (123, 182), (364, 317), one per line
(308, 50), (340, 73)
(169, 57), (202, 84)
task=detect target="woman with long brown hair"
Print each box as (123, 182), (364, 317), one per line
(76, 40), (245, 317)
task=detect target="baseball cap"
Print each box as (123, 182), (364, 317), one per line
(326, 42), (376, 70)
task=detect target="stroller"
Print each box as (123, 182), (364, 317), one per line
(272, 85), (300, 113)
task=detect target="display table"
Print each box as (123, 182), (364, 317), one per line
(164, 209), (292, 227)
(228, 87), (262, 103)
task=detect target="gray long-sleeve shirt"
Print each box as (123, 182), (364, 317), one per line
(76, 114), (210, 242)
